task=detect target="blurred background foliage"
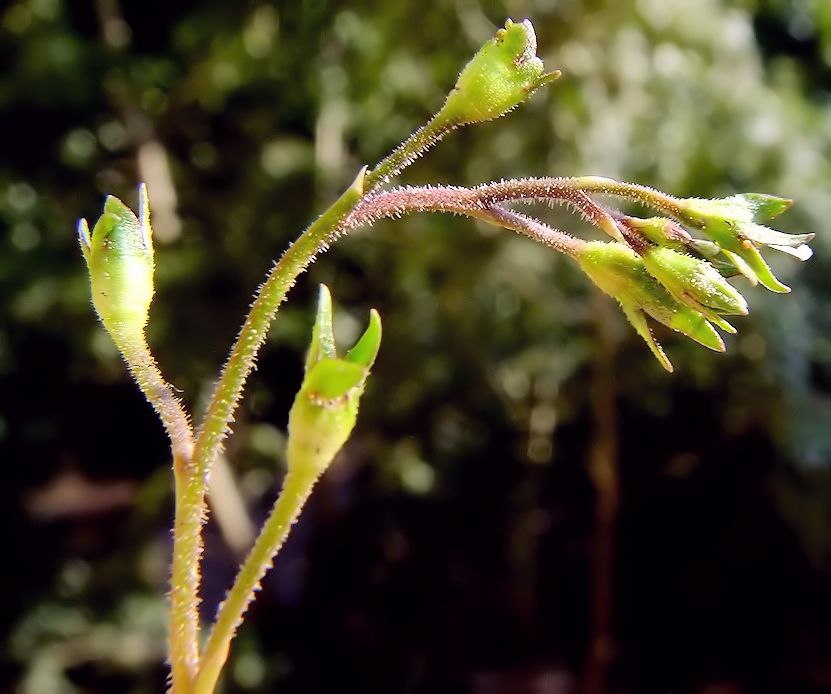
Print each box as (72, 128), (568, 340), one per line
(1, 0), (830, 692)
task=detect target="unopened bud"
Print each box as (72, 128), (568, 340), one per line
(618, 215), (691, 248)
(642, 246), (748, 335)
(287, 285), (381, 476)
(78, 184), (154, 339)
(437, 19), (560, 128)
(577, 241), (724, 372)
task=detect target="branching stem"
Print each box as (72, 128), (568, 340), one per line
(114, 333), (196, 692)
(186, 173), (655, 691)
(193, 466), (320, 694)
(364, 115), (458, 190)
(345, 177), (639, 251)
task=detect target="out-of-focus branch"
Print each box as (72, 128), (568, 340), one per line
(583, 290), (620, 694)
(208, 456), (256, 557)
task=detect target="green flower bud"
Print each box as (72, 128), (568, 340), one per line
(617, 215), (691, 248)
(287, 285), (382, 476)
(437, 19), (560, 127)
(614, 217), (743, 332)
(673, 195), (813, 293)
(78, 184), (154, 338)
(578, 241), (724, 372)
(641, 246), (748, 336)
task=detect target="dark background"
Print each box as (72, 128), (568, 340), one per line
(1, 1), (830, 692)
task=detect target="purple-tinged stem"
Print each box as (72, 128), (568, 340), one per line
(345, 179), (638, 252)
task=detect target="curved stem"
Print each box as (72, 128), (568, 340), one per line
(116, 334), (192, 460)
(194, 174), (616, 495)
(186, 179), (599, 690)
(189, 112), (481, 491)
(192, 169), (365, 472)
(186, 174), (640, 691)
(182, 172), (366, 653)
(345, 180), (623, 253)
(459, 205), (585, 256)
(364, 115), (457, 190)
(115, 333), (196, 692)
(567, 176), (684, 216)
(193, 466), (319, 694)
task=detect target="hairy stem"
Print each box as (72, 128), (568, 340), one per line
(467, 205), (586, 256)
(184, 172), (366, 651)
(344, 178), (634, 252)
(187, 175), (608, 594)
(193, 466), (320, 694)
(170, 456), (198, 694)
(194, 174), (616, 487)
(115, 333), (196, 692)
(186, 174), (637, 691)
(568, 176), (684, 216)
(364, 115), (458, 190)
(192, 169), (365, 476)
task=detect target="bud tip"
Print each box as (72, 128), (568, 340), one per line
(77, 218), (91, 265)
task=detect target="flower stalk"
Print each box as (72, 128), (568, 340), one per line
(78, 16), (816, 693)
(79, 187), (198, 689)
(194, 286), (381, 694)
(344, 176), (811, 370)
(365, 19), (558, 189)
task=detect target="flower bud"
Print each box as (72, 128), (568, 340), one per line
(615, 218), (744, 332)
(78, 184), (154, 339)
(436, 19), (560, 128)
(674, 195), (813, 293)
(641, 246), (748, 334)
(577, 241), (724, 372)
(287, 285), (382, 476)
(617, 215), (691, 248)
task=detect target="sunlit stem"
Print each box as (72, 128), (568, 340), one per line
(187, 173), (627, 691)
(364, 114), (458, 190)
(474, 205), (586, 257)
(568, 176), (684, 217)
(112, 331), (196, 692)
(193, 466), (319, 694)
(191, 184), (595, 693)
(346, 180), (622, 252)
(188, 169), (366, 588)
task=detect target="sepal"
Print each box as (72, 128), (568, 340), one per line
(287, 285), (382, 475)
(577, 241), (727, 371)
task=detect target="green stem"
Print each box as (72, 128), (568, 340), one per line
(192, 167), (365, 484)
(193, 466), (320, 694)
(364, 114), (456, 190)
(182, 115), (455, 688)
(116, 333), (192, 461)
(568, 176), (684, 216)
(170, 454), (198, 694)
(115, 332), (196, 693)
(185, 142), (611, 694)
(191, 113), (463, 487)
(175, 171), (367, 680)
